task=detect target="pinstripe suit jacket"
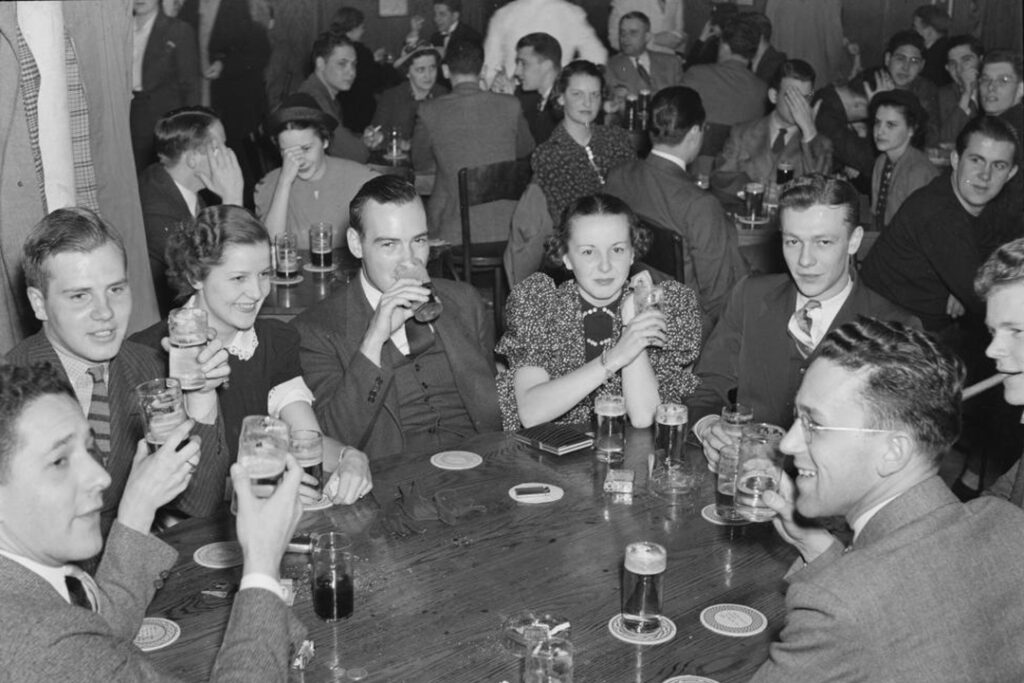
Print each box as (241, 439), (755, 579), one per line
(0, 522), (304, 682)
(5, 332), (228, 521)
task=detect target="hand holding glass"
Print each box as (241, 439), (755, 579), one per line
(716, 403), (754, 520)
(135, 378), (187, 452)
(395, 262), (443, 323)
(238, 415), (289, 498)
(168, 308), (208, 391)
(734, 423), (786, 522)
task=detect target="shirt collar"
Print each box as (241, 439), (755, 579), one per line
(359, 270), (383, 310)
(633, 52), (651, 72)
(649, 148), (687, 172)
(0, 549), (72, 603)
(793, 276), (854, 345)
(183, 295), (257, 360)
(850, 494), (901, 542)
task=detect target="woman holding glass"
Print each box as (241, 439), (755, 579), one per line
(495, 194), (703, 430)
(531, 60), (637, 225)
(132, 205), (372, 504)
(870, 89), (939, 229)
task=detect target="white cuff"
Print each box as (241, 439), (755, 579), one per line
(240, 572), (286, 601)
(267, 376), (314, 418)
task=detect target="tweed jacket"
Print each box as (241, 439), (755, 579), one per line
(870, 146), (940, 229)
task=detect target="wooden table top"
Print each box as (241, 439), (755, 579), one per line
(146, 429), (796, 682)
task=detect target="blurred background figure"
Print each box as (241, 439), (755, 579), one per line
(608, 0), (685, 56)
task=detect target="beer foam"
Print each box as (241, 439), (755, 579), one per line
(595, 396), (626, 417)
(242, 454), (286, 479)
(656, 404), (688, 426)
(625, 542), (667, 574)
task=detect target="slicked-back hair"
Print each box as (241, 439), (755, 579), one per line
(23, 207), (127, 295)
(816, 319), (965, 460)
(975, 237), (1024, 298)
(886, 30), (926, 58)
(165, 205), (269, 297)
(349, 175), (420, 236)
(312, 30), (355, 65)
(770, 58), (816, 91)
(945, 34), (984, 62)
(0, 363), (75, 482)
(154, 106), (221, 164)
(720, 16), (760, 61)
(444, 38), (484, 76)
(955, 114), (1019, 157)
(544, 193), (650, 265)
(869, 89), (929, 149)
(913, 5), (952, 35)
(983, 49), (1023, 81)
(516, 32), (562, 67)
(620, 11), (651, 32)
(649, 86), (705, 146)
(434, 0), (461, 14)
(779, 173), (860, 234)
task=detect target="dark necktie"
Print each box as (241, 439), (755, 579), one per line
(875, 155), (896, 229)
(790, 299), (821, 358)
(86, 365), (111, 468)
(771, 128), (788, 154)
(65, 566), (96, 611)
(635, 59), (652, 89)
(404, 318), (435, 357)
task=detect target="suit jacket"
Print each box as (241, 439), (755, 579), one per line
(371, 81), (449, 140)
(5, 333), (228, 521)
(753, 45), (787, 85)
(604, 153), (747, 325)
(713, 114), (833, 195)
(130, 12), (201, 171)
(985, 458), (1024, 508)
(430, 22), (483, 52)
(751, 477), (1024, 682)
(411, 82), (535, 243)
(297, 72), (370, 164)
(138, 163), (203, 317)
(870, 146), (940, 228)
(0, 522), (304, 682)
(292, 278), (501, 459)
(516, 89), (560, 145)
(680, 59), (767, 126)
(688, 274), (919, 427)
(812, 84), (875, 185)
(605, 51), (683, 96)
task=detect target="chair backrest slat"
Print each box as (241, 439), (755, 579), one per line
(637, 215), (685, 283)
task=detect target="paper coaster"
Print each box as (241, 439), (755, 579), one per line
(304, 492), (333, 511)
(270, 274), (304, 286)
(430, 450), (482, 470)
(134, 617), (181, 652)
(302, 262), (334, 274)
(699, 604), (767, 637)
(701, 504), (750, 526)
(662, 676), (720, 683)
(193, 541), (243, 569)
(508, 483), (564, 504)
(607, 614), (677, 645)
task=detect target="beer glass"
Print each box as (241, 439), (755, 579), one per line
(135, 378), (187, 453)
(649, 404), (697, 500)
(312, 532), (354, 622)
(291, 429), (324, 496)
(309, 223), (333, 270)
(734, 423), (786, 522)
(274, 232), (298, 280)
(594, 394), (626, 463)
(716, 403), (754, 520)
(395, 262), (442, 323)
(237, 415), (289, 498)
(776, 162), (795, 186)
(621, 541), (666, 633)
(634, 281), (664, 314)
(167, 307), (207, 391)
(523, 637), (574, 683)
(743, 182), (765, 221)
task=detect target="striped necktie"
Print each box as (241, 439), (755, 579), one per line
(875, 155), (896, 229)
(86, 365), (111, 467)
(790, 299), (821, 358)
(64, 565), (98, 611)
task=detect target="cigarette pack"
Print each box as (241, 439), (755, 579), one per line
(603, 469), (635, 494)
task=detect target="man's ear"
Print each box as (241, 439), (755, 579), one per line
(768, 88), (778, 106)
(876, 430), (914, 478)
(347, 227), (363, 259)
(26, 286), (48, 322)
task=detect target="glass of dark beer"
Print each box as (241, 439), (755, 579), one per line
(312, 532), (353, 622)
(743, 182), (765, 222)
(291, 429), (323, 496)
(308, 223), (333, 270)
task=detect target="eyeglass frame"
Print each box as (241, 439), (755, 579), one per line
(794, 411), (893, 445)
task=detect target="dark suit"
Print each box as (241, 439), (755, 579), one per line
(751, 477), (1024, 682)
(688, 274), (919, 427)
(411, 82), (535, 243)
(5, 333), (228, 521)
(130, 12), (201, 173)
(138, 163), (202, 317)
(0, 522), (305, 682)
(714, 114), (833, 195)
(516, 89), (560, 145)
(986, 458), (1024, 508)
(753, 45), (787, 85)
(297, 72), (370, 164)
(605, 51), (683, 96)
(604, 153), (747, 325)
(430, 22), (483, 52)
(813, 85), (875, 190)
(292, 278), (501, 459)
(680, 59), (767, 127)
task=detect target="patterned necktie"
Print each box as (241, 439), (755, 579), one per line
(771, 128), (787, 154)
(635, 59), (652, 89)
(875, 155), (896, 228)
(791, 299), (821, 358)
(86, 365), (111, 468)
(64, 565), (97, 611)
(404, 318), (435, 357)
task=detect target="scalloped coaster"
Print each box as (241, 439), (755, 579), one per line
(699, 604), (767, 637)
(607, 614), (677, 645)
(662, 676), (720, 683)
(134, 617), (180, 652)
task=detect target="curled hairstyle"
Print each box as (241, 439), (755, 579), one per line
(349, 175), (420, 236)
(955, 114), (1019, 157)
(516, 32), (562, 67)
(649, 86), (705, 146)
(816, 319), (965, 459)
(23, 207), (127, 294)
(544, 193), (651, 266)
(554, 60), (605, 110)
(165, 205), (269, 298)
(869, 89), (929, 149)
(155, 106), (220, 164)
(779, 173), (860, 233)
(975, 237), (1024, 298)
(0, 363), (75, 482)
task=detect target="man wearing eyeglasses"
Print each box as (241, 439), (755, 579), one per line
(748, 318), (1024, 682)
(979, 50), (1023, 145)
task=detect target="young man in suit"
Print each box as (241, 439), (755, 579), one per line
(138, 106), (244, 316)
(410, 40), (534, 244)
(605, 12), (683, 97)
(430, 0), (482, 54)
(747, 12), (787, 86)
(749, 318), (1024, 682)
(691, 174), (917, 469)
(5, 208), (230, 526)
(0, 362), (305, 681)
(293, 176), (501, 460)
(511, 32), (562, 145)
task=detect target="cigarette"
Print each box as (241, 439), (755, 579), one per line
(964, 373), (1007, 400)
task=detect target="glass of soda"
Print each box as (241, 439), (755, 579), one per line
(312, 532), (354, 622)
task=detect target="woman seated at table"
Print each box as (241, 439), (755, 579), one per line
(496, 193), (702, 430)
(133, 205), (372, 504)
(254, 93), (378, 249)
(870, 89), (939, 230)
(532, 60), (637, 225)
(373, 45), (449, 141)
